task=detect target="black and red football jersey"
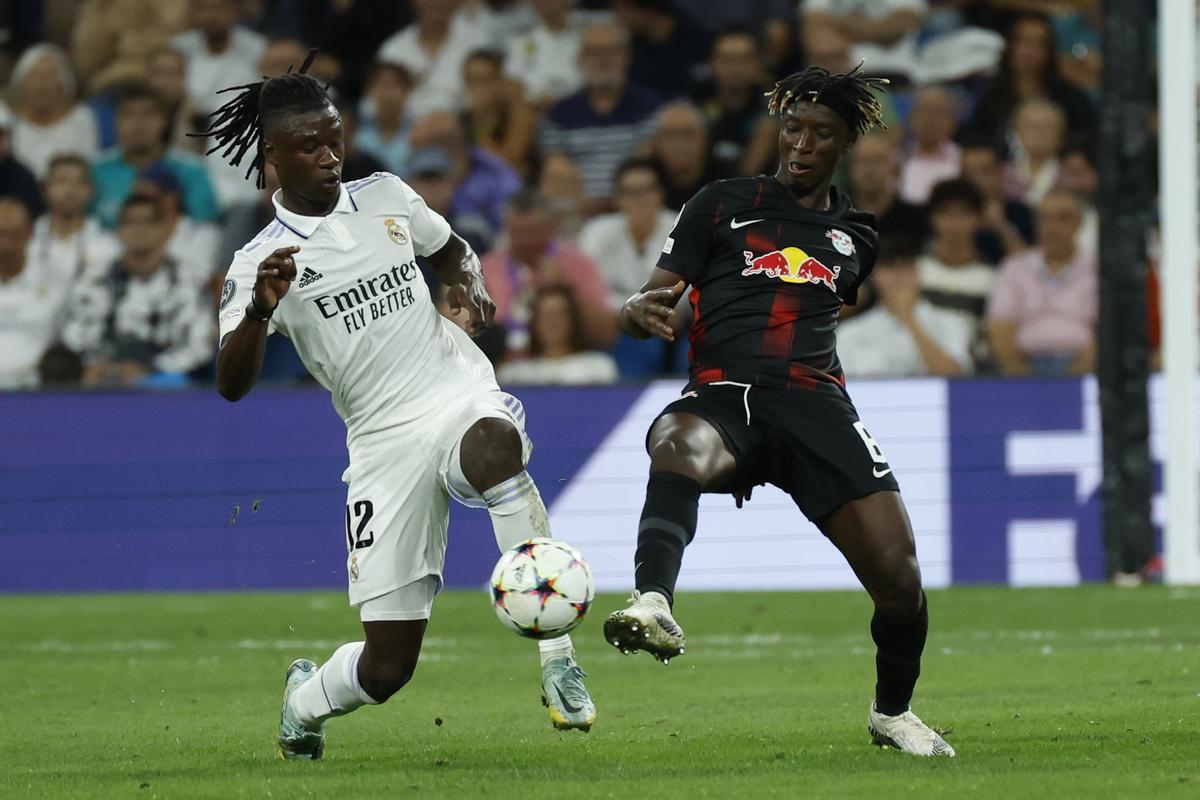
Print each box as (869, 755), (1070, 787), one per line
(657, 175), (878, 391)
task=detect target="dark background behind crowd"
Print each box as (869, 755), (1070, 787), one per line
(0, 0), (1150, 391)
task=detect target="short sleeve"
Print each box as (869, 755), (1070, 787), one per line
(217, 255), (273, 342)
(397, 178), (453, 256)
(656, 182), (723, 283)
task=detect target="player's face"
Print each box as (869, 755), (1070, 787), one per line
(777, 103), (849, 194)
(264, 105), (345, 216)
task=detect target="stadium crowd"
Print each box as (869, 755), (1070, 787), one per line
(0, 0), (1128, 390)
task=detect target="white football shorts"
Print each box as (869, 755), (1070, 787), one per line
(341, 390), (532, 613)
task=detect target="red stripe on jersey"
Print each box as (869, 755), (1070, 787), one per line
(760, 287), (803, 359)
(695, 367), (726, 384)
(753, 179), (764, 208)
(744, 231), (776, 254)
(786, 362), (845, 390)
(687, 285), (703, 366)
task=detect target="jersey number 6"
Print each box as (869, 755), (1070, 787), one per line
(345, 500), (375, 550)
(853, 421), (888, 464)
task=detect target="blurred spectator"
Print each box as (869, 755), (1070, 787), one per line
(263, 2), (412, 105)
(457, 0), (538, 49)
(33, 155), (122, 283)
(71, 0), (188, 93)
(899, 85), (960, 205)
(132, 164), (221, 284)
(461, 49), (537, 173)
(329, 93), (387, 182)
(802, 0), (927, 85)
(504, 0), (584, 107)
(145, 46), (200, 151)
(410, 110), (520, 235)
(0, 104), (46, 219)
(355, 62), (414, 176)
(613, 0), (712, 99)
(579, 157), (676, 312)
(62, 194), (212, 387)
(9, 44), (100, 179)
(692, 24), (776, 178)
(92, 82), (219, 229)
(220, 161), (280, 275)
(497, 285), (619, 385)
(963, 13), (1096, 150)
(377, 0), (489, 119)
(0, 199), (68, 389)
(539, 18), (659, 206)
(847, 133), (928, 246)
(918, 179), (993, 363)
(406, 145), (496, 256)
(1004, 97), (1064, 206)
(650, 101), (718, 210)
(257, 37), (312, 81)
(838, 234), (971, 378)
(38, 343), (85, 388)
(537, 151), (587, 239)
(579, 156), (679, 377)
(170, 0), (266, 117)
(482, 189), (616, 352)
(672, 0), (794, 65)
(1057, 140), (1098, 258)
(959, 140), (1034, 264)
(987, 188), (1095, 377)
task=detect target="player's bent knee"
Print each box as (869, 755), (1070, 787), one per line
(647, 419), (730, 486)
(874, 555), (924, 620)
(460, 417), (523, 491)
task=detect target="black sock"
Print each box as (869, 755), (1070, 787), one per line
(633, 472), (701, 608)
(871, 592), (929, 716)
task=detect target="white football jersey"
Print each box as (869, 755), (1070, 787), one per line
(218, 173), (498, 440)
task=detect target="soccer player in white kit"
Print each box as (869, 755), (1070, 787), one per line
(198, 53), (596, 759)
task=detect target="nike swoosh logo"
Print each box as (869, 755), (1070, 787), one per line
(873, 466), (893, 478)
(555, 685), (584, 714)
(730, 217), (764, 229)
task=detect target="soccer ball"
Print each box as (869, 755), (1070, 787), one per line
(489, 538), (594, 639)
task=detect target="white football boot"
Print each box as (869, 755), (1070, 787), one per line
(276, 659), (326, 760)
(868, 703), (956, 757)
(603, 590), (685, 663)
(540, 655), (597, 731)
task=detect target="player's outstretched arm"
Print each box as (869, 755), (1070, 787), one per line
(621, 268), (688, 341)
(216, 246), (299, 401)
(427, 232), (494, 336)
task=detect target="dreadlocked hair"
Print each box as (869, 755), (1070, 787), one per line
(765, 64), (889, 142)
(190, 49), (329, 189)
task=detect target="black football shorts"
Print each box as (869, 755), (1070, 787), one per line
(650, 382), (901, 523)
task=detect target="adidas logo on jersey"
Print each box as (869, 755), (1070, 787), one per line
(297, 267), (324, 288)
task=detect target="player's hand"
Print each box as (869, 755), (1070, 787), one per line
(624, 281), (685, 341)
(446, 271), (495, 336)
(254, 246), (300, 311)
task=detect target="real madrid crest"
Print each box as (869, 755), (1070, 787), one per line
(349, 554), (359, 583)
(384, 218), (408, 245)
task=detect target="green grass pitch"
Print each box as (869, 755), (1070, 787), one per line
(2, 586), (1198, 798)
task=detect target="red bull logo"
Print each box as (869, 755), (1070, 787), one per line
(742, 247), (841, 293)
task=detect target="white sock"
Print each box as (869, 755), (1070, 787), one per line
(538, 634), (575, 667)
(484, 472), (574, 666)
(482, 470), (550, 550)
(287, 641), (378, 728)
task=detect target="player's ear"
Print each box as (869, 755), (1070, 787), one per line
(262, 137), (277, 167)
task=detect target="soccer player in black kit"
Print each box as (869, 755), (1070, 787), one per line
(603, 66), (955, 757)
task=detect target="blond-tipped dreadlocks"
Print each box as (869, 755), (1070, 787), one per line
(190, 49), (329, 189)
(766, 64), (889, 142)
